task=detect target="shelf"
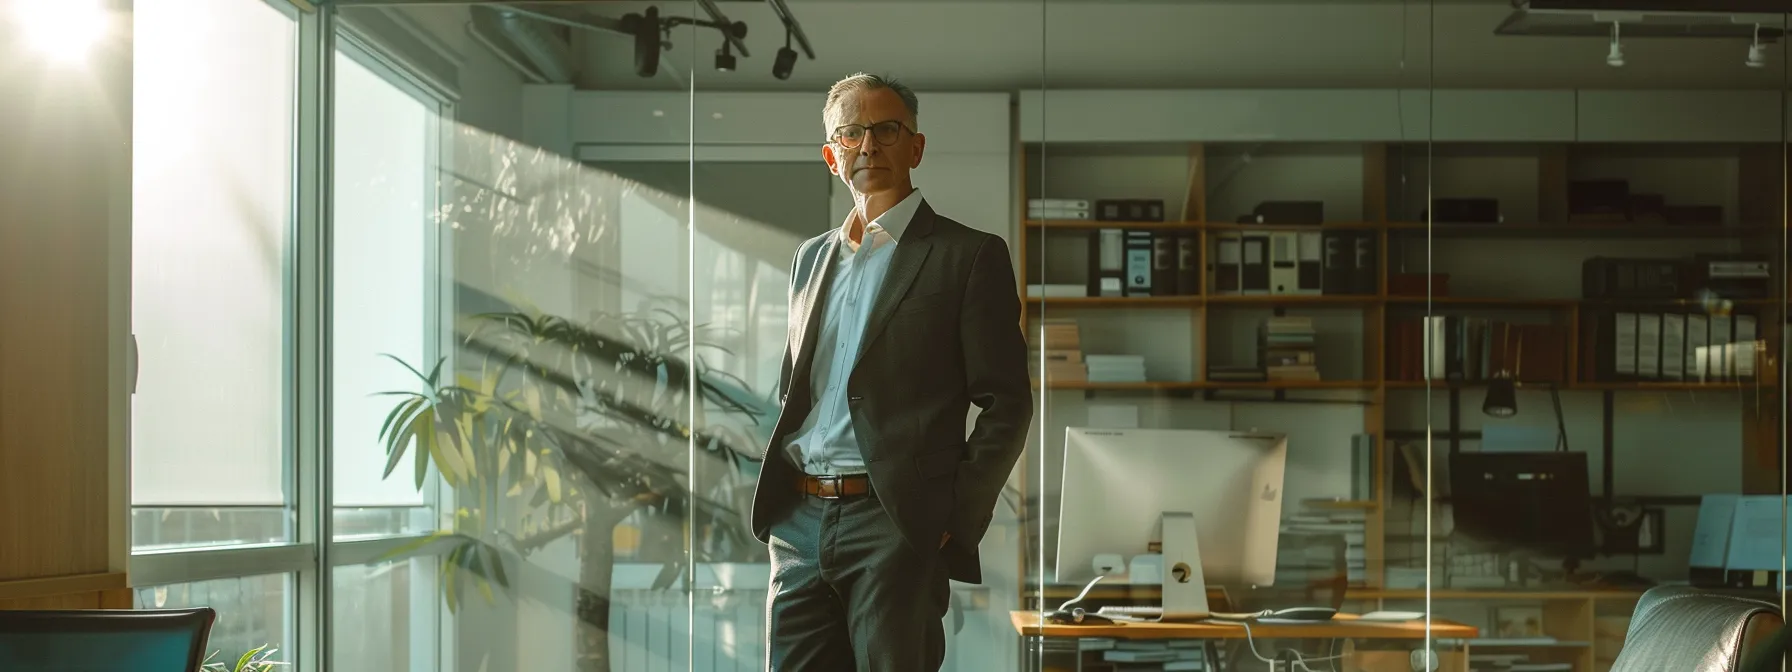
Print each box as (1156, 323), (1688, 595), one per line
(1385, 297), (1578, 308)
(1386, 222), (1776, 239)
(1037, 381), (1374, 391)
(1571, 381), (1767, 391)
(1203, 221), (1383, 232)
(1023, 219), (1780, 239)
(1350, 589), (1644, 601)
(1024, 219), (1200, 230)
(1025, 296), (1200, 308)
(1206, 294), (1378, 305)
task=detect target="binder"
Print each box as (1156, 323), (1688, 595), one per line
(1613, 312), (1639, 379)
(1636, 314), (1661, 379)
(1241, 233), (1271, 295)
(1174, 233), (1199, 296)
(1686, 314), (1710, 382)
(1123, 230), (1154, 296)
(1087, 229), (1125, 297)
(1735, 314), (1757, 381)
(1213, 233), (1242, 294)
(1269, 231), (1299, 294)
(1321, 232), (1352, 295)
(1151, 233), (1176, 296)
(1709, 315), (1732, 381)
(1661, 313), (1686, 381)
(1296, 231), (1323, 295)
(1349, 231), (1378, 295)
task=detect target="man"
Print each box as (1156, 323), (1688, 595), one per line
(749, 72), (1033, 671)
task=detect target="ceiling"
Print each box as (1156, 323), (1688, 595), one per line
(400, 1), (1792, 91)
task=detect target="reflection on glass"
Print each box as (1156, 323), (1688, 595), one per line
(333, 559), (440, 672)
(130, 0), (296, 551)
(331, 47), (443, 540)
(135, 574), (292, 669)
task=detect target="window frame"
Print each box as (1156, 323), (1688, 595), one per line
(128, 5), (460, 672)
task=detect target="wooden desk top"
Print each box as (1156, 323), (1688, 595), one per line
(1011, 611), (1479, 641)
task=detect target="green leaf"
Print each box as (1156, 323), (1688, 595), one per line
(479, 540), (511, 589)
(442, 546), (464, 613)
(234, 645), (265, 672)
(373, 530), (454, 563)
(425, 356), (447, 388)
(376, 394), (419, 444)
(381, 353), (433, 386)
(544, 465), (562, 504)
(381, 397), (427, 480)
(415, 411), (433, 490)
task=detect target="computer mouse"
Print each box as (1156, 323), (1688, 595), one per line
(1267, 607), (1337, 622)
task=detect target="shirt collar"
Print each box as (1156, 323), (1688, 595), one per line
(839, 189), (924, 247)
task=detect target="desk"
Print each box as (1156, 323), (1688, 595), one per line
(1012, 611), (1479, 671)
(1011, 611), (1479, 640)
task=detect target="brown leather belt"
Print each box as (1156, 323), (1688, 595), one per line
(796, 473), (872, 499)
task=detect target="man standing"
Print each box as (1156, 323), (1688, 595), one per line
(749, 72), (1033, 671)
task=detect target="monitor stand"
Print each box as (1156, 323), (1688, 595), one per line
(1159, 511), (1210, 622)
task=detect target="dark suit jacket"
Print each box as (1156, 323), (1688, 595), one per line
(749, 199), (1033, 585)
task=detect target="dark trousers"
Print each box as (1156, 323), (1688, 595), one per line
(765, 490), (950, 672)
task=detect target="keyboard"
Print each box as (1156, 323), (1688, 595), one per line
(1096, 606), (1163, 619)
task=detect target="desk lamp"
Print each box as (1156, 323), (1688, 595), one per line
(1481, 326), (1569, 452)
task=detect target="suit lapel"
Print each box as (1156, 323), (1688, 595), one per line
(852, 203), (935, 370)
(789, 235), (840, 385)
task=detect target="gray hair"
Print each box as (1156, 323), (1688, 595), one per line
(822, 72), (919, 137)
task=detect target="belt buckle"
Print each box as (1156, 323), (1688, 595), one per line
(814, 475), (843, 500)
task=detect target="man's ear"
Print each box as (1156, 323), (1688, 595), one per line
(822, 142), (841, 175)
(910, 132), (926, 169)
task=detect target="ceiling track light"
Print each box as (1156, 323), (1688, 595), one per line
(1747, 24), (1768, 69)
(1606, 21), (1625, 67)
(773, 28), (798, 80)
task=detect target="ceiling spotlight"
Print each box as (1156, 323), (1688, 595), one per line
(1606, 22), (1625, 68)
(1747, 25), (1767, 69)
(620, 6), (663, 78)
(773, 29), (798, 80)
(715, 39), (736, 71)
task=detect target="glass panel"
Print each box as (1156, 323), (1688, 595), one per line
(1415, 7), (1792, 670)
(333, 3), (701, 670)
(1030, 2), (1425, 669)
(135, 574), (294, 670)
(130, 0), (297, 552)
(694, 2), (1041, 670)
(333, 558), (441, 672)
(330, 45), (445, 541)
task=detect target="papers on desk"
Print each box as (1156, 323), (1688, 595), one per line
(1097, 640), (1211, 670)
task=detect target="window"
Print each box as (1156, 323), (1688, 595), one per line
(131, 0), (297, 551)
(135, 574), (294, 667)
(330, 46), (445, 540)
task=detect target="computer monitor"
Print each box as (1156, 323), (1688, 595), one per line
(1449, 450), (1596, 574)
(1056, 427), (1289, 620)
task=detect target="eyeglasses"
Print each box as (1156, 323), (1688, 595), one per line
(831, 120), (912, 149)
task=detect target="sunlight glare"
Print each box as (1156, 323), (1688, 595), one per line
(10, 0), (108, 64)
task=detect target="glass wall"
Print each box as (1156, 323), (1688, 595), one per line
(123, 0), (1792, 670)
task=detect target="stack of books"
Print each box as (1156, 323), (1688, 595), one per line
(1091, 639), (1210, 670)
(1029, 318), (1085, 384)
(1027, 197), (1091, 220)
(1260, 316), (1319, 381)
(1084, 354), (1147, 383)
(1279, 504), (1367, 585)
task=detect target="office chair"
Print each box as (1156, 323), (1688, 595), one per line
(0, 607), (216, 672)
(1608, 586), (1782, 672)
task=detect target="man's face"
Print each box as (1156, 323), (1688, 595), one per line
(823, 87), (925, 197)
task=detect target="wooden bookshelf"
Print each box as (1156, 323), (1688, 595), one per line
(1017, 137), (1785, 672)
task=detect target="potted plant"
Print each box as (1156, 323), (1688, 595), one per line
(374, 303), (772, 670)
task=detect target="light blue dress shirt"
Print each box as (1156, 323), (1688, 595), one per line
(782, 190), (926, 475)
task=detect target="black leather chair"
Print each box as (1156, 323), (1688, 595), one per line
(1608, 586), (1783, 672)
(0, 608), (215, 671)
